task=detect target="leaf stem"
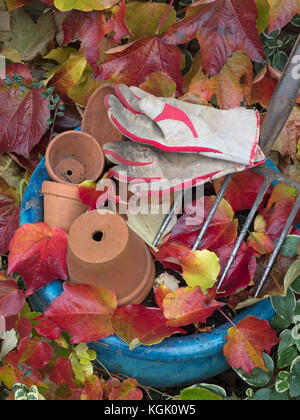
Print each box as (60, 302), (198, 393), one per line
(217, 308), (237, 328)
(155, 0), (175, 35)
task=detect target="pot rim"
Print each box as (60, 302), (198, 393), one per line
(41, 180), (81, 201)
(21, 158), (275, 363)
(82, 83), (116, 133)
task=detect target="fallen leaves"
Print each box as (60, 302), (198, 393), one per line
(112, 305), (185, 350)
(1, 9), (56, 62)
(162, 0), (265, 76)
(170, 196), (238, 251)
(8, 223), (68, 296)
(224, 316), (280, 375)
(96, 35), (184, 96)
(62, 1), (131, 72)
(267, 0), (300, 33)
(0, 177), (20, 255)
(163, 287), (224, 328)
(44, 283), (117, 344)
(0, 63), (50, 158)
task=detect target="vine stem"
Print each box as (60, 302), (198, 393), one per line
(155, 0), (175, 35)
(217, 308), (237, 328)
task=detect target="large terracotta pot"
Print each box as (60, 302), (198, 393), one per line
(67, 210), (156, 306)
(82, 84), (124, 147)
(45, 131), (105, 185)
(41, 181), (88, 233)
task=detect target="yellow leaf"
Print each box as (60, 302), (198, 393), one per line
(180, 250), (220, 292)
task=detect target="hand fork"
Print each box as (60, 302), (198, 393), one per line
(153, 35), (300, 298)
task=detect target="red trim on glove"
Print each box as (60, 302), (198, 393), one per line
(109, 113), (222, 155)
(104, 149), (153, 167)
(154, 104), (198, 138)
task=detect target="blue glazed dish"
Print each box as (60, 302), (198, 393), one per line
(20, 158), (275, 388)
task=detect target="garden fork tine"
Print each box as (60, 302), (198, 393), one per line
(217, 35), (300, 296)
(153, 35), (300, 297)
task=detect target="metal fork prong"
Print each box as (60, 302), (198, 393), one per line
(152, 193), (183, 248)
(192, 174), (233, 251)
(254, 196), (300, 298)
(216, 179), (270, 292)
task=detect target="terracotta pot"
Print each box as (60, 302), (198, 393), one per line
(45, 131), (105, 185)
(82, 84), (124, 147)
(42, 181), (88, 232)
(67, 211), (155, 306)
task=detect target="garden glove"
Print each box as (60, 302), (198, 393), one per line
(105, 84), (264, 167)
(103, 140), (263, 195)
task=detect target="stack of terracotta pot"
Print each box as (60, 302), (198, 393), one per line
(42, 85), (155, 306)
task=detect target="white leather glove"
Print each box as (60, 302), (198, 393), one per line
(105, 84), (265, 167)
(103, 140), (263, 195)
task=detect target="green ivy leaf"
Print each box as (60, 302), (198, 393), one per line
(290, 356), (300, 398)
(271, 289), (296, 324)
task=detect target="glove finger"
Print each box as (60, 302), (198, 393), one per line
(110, 163), (163, 183)
(115, 84), (143, 114)
(106, 94), (165, 146)
(103, 141), (154, 167)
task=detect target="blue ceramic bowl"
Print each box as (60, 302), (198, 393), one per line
(20, 158), (275, 388)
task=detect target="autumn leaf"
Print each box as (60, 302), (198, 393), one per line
(162, 0), (265, 76)
(1, 9), (56, 62)
(170, 196), (238, 251)
(112, 305), (185, 350)
(272, 107), (300, 159)
(81, 375), (104, 400)
(267, 0), (300, 33)
(183, 54), (214, 104)
(48, 356), (78, 392)
(215, 241), (257, 297)
(0, 63), (50, 158)
(62, 1), (130, 71)
(78, 180), (105, 210)
(7, 223), (68, 296)
(54, 0), (119, 12)
(68, 66), (104, 107)
(180, 249), (220, 292)
(34, 316), (62, 341)
(250, 65), (280, 109)
(163, 287), (225, 328)
(96, 35), (184, 96)
(213, 170), (265, 213)
(247, 231), (275, 256)
(0, 364), (44, 390)
(139, 71), (176, 98)
(105, 378), (143, 400)
(0, 177), (20, 255)
(6, 336), (53, 371)
(0, 278), (25, 317)
(211, 51), (253, 110)
(125, 1), (176, 40)
(256, 0), (270, 33)
(223, 316), (280, 375)
(153, 241), (192, 272)
(44, 283), (117, 344)
(46, 53), (87, 102)
(154, 284), (172, 310)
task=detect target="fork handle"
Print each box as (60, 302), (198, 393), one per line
(260, 35), (300, 155)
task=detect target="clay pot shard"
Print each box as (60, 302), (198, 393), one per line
(45, 131), (105, 185)
(42, 181), (88, 233)
(82, 84), (124, 147)
(67, 211), (155, 306)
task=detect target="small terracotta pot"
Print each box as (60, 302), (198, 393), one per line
(45, 131), (105, 185)
(42, 181), (88, 232)
(82, 84), (124, 147)
(67, 211), (155, 306)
